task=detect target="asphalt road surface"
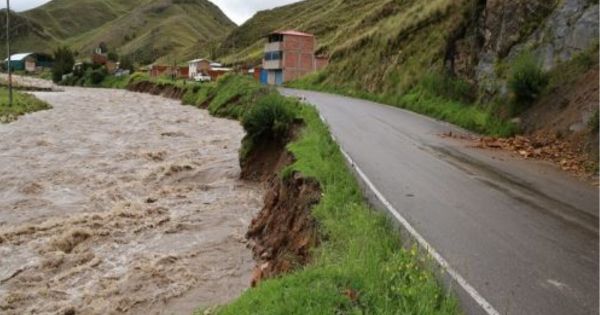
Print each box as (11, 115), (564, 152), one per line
(281, 88), (599, 315)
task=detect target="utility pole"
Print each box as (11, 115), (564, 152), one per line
(6, 0), (12, 106)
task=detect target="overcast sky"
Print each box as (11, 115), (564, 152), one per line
(0, 0), (300, 24)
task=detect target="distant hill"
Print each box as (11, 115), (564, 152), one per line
(3, 0), (236, 64)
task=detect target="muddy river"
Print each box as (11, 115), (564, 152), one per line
(0, 87), (262, 314)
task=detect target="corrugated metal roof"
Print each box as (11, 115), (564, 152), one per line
(4, 52), (34, 62)
(271, 30), (314, 37)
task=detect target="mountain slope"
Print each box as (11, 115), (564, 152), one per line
(218, 0), (386, 65)
(221, 0), (598, 94)
(4, 0), (236, 63)
(223, 0), (599, 168)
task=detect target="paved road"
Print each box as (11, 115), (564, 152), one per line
(281, 88), (599, 315)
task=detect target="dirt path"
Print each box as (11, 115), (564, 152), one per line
(0, 87), (262, 314)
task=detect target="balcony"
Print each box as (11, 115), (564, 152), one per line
(264, 41), (282, 52)
(263, 59), (282, 70)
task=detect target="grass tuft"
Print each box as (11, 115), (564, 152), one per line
(187, 76), (460, 314)
(0, 87), (51, 122)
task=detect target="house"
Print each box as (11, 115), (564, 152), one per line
(150, 64), (170, 77)
(261, 30), (329, 85)
(150, 64), (188, 79)
(188, 59), (211, 79)
(4, 52), (54, 72)
(187, 59), (231, 81)
(207, 66), (232, 81)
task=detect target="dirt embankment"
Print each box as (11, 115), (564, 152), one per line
(124, 79), (323, 286)
(240, 136), (322, 287)
(127, 81), (188, 100)
(444, 67), (599, 182)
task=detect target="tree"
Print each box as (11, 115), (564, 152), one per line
(119, 55), (134, 72)
(98, 41), (108, 54)
(51, 46), (75, 83)
(107, 51), (119, 62)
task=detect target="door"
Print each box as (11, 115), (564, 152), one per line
(260, 69), (268, 84)
(275, 70), (284, 85)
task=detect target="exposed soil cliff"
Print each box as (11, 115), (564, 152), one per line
(127, 81), (188, 100)
(124, 79), (323, 286)
(240, 135), (322, 287)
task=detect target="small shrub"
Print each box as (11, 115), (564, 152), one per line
(119, 55), (135, 72)
(52, 46), (75, 83)
(89, 68), (107, 85)
(420, 73), (475, 103)
(589, 109), (599, 133)
(242, 93), (297, 143)
(508, 52), (548, 111)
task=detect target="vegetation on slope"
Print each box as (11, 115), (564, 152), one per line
(177, 75), (459, 314)
(0, 87), (51, 122)
(4, 0), (235, 63)
(218, 0), (386, 65)
(0, 9), (56, 56)
(221, 0), (517, 136)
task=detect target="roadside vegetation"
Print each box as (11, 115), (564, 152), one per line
(0, 87), (51, 123)
(179, 75), (460, 314)
(289, 74), (518, 137)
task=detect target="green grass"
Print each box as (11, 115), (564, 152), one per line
(289, 74), (518, 137)
(0, 87), (51, 122)
(546, 43), (599, 90)
(215, 103), (459, 315)
(186, 76), (459, 314)
(183, 74), (272, 119)
(5, 0), (235, 63)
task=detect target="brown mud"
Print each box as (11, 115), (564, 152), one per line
(127, 81), (188, 100)
(239, 134), (322, 287)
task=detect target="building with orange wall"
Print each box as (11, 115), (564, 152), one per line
(262, 30), (329, 85)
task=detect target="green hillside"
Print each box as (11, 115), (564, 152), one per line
(0, 10), (57, 56)
(219, 0), (475, 90)
(222, 0), (599, 137)
(218, 0), (386, 65)
(4, 0), (236, 63)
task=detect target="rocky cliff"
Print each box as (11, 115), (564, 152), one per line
(446, 0), (599, 95)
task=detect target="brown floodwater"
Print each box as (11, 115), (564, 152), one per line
(0, 87), (262, 314)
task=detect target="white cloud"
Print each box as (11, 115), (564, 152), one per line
(0, 0), (302, 25)
(0, 0), (50, 11)
(210, 0), (301, 24)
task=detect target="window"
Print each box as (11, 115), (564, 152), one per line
(268, 34), (284, 43)
(264, 51), (283, 61)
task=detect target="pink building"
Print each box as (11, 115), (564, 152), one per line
(262, 30), (328, 85)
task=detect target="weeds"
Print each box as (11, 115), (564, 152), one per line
(214, 99), (458, 315)
(589, 109), (599, 133)
(290, 73), (518, 137)
(508, 52), (548, 112)
(0, 87), (51, 122)
(183, 75), (459, 314)
(242, 93), (297, 143)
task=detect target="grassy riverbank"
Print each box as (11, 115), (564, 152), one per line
(0, 88), (51, 123)
(182, 75), (459, 314)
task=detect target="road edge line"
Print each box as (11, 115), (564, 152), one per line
(318, 113), (500, 315)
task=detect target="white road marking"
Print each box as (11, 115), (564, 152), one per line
(317, 112), (501, 315)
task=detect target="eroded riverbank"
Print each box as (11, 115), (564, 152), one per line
(0, 87), (263, 314)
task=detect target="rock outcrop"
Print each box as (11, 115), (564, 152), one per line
(447, 0), (599, 95)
